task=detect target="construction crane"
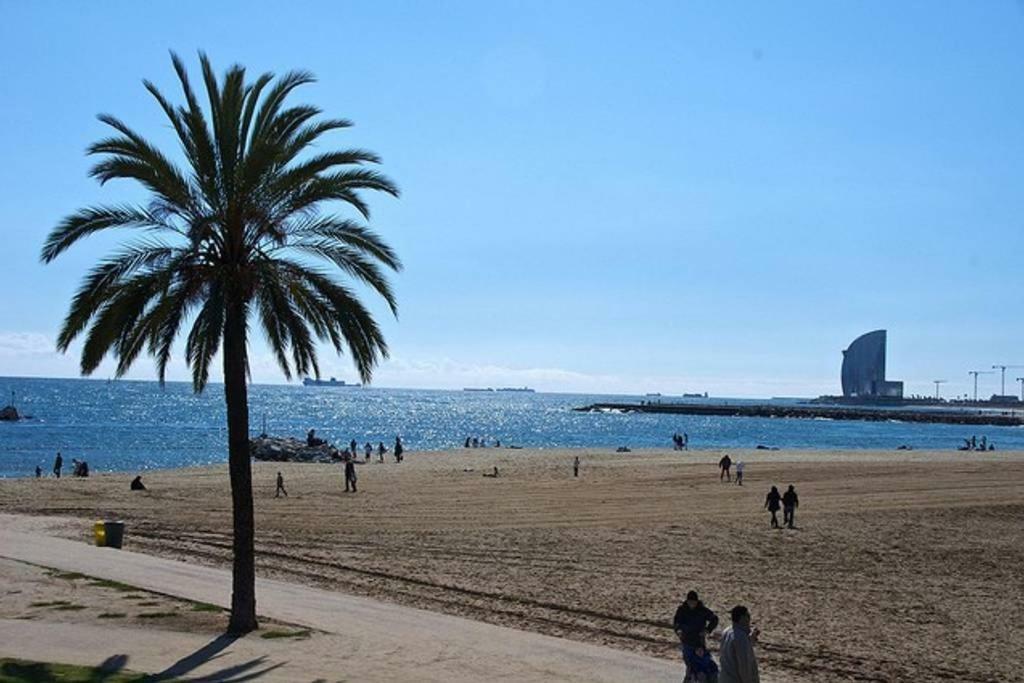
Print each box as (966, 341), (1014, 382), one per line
(1017, 377), (1024, 402)
(932, 380), (947, 400)
(991, 365), (1024, 397)
(968, 370), (995, 402)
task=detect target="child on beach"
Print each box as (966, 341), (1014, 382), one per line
(684, 643), (719, 682)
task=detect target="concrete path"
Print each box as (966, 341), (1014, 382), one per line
(0, 523), (680, 682)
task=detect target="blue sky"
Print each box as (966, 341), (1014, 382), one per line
(1, 1), (1023, 397)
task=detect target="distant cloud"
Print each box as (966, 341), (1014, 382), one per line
(0, 332), (55, 356)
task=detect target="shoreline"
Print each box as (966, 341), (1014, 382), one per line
(3, 444), (1023, 480)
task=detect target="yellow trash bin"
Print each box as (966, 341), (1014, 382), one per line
(93, 520), (106, 547)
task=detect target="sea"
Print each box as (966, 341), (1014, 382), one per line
(2, 376), (1022, 478)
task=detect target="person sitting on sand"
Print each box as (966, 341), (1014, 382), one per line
(782, 485), (798, 529)
(483, 466), (499, 478)
(764, 486), (782, 528)
(674, 590), (719, 681)
(735, 460), (745, 486)
(718, 605), (760, 683)
(275, 471), (288, 498)
(130, 475), (146, 491)
(719, 454), (732, 482)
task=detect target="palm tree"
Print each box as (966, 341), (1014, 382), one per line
(41, 52), (401, 634)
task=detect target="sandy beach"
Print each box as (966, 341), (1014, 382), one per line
(1, 447), (1021, 682)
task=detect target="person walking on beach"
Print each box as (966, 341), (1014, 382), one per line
(364, 442), (373, 461)
(394, 436), (404, 463)
(35, 465), (42, 478)
(719, 605), (760, 683)
(377, 441), (387, 463)
(344, 456), (358, 493)
(673, 590), (719, 680)
(735, 461), (745, 486)
(275, 471), (288, 498)
(764, 486), (782, 528)
(782, 485), (798, 529)
(683, 432), (689, 451)
(52, 452), (63, 479)
(719, 454), (732, 482)
(573, 456), (580, 478)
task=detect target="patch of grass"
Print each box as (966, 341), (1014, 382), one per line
(190, 601), (223, 613)
(121, 593), (147, 600)
(260, 628), (311, 640)
(135, 601), (161, 607)
(28, 600), (71, 608)
(46, 570), (87, 581)
(98, 612), (127, 619)
(52, 604), (87, 611)
(0, 658), (150, 682)
(137, 611), (176, 619)
(87, 578), (137, 592)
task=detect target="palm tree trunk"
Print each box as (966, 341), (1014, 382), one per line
(223, 297), (258, 634)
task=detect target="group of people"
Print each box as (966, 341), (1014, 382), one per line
(36, 452), (90, 479)
(717, 454), (744, 485)
(672, 432), (690, 450)
(673, 590), (760, 683)
(464, 436), (500, 448)
(959, 435), (995, 451)
(306, 429), (405, 464)
(763, 485), (799, 529)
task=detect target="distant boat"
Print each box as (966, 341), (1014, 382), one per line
(302, 377), (361, 388)
(496, 387), (535, 393)
(645, 393), (662, 397)
(463, 387), (494, 392)
(683, 392), (708, 398)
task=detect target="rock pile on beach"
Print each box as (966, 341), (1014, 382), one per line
(250, 436), (338, 463)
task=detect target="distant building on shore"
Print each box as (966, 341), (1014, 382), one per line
(841, 330), (903, 399)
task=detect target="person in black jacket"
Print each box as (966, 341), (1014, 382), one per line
(344, 456), (358, 493)
(782, 485), (799, 529)
(765, 486), (782, 528)
(673, 590), (719, 679)
(719, 454), (732, 482)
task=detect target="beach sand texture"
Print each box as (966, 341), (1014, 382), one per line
(1, 447), (1021, 682)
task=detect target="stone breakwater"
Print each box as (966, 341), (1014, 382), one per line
(249, 436), (341, 463)
(575, 402), (1024, 426)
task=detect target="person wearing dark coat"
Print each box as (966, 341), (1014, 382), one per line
(344, 457), (358, 493)
(53, 452), (63, 479)
(673, 590), (719, 680)
(130, 475), (146, 491)
(764, 486), (782, 528)
(782, 485), (799, 529)
(719, 454), (732, 482)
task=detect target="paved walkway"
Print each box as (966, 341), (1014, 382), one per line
(0, 521), (680, 682)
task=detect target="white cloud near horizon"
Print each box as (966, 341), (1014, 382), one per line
(0, 330), (835, 397)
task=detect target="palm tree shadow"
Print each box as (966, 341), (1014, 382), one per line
(147, 634), (284, 682)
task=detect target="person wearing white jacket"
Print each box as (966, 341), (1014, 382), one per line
(718, 605), (760, 683)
